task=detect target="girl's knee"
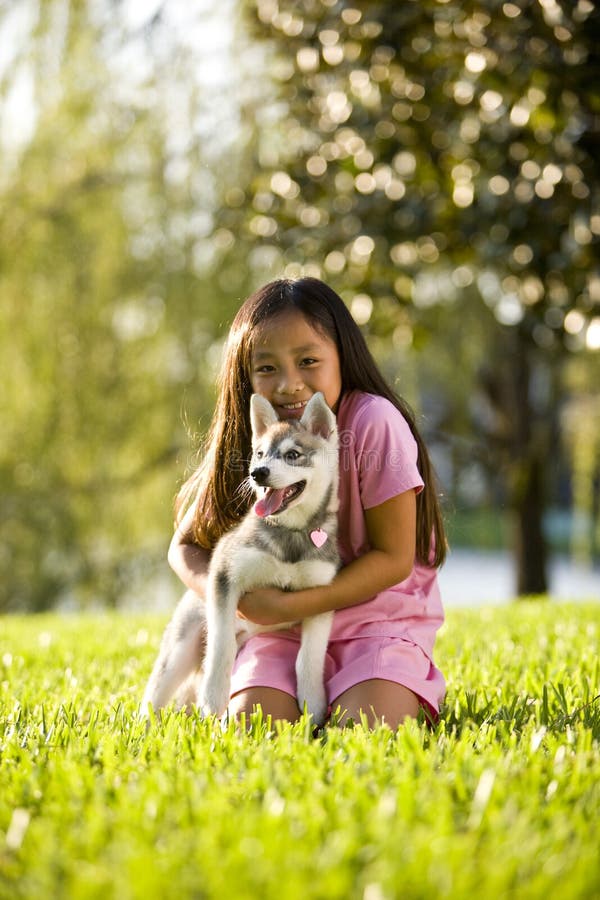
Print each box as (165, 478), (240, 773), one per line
(228, 687), (302, 724)
(331, 679), (421, 729)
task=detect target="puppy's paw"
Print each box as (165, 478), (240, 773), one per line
(299, 685), (328, 727)
(198, 677), (229, 718)
(139, 691), (158, 719)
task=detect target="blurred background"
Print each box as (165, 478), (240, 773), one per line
(0, 0), (598, 613)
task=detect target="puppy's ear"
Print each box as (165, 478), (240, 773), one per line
(300, 392), (336, 439)
(250, 394), (279, 438)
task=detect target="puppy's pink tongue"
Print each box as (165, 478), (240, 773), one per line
(254, 488), (286, 517)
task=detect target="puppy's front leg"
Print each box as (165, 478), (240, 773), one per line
(198, 571), (239, 717)
(295, 611), (333, 726)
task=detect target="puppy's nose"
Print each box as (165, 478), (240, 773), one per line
(251, 466), (270, 486)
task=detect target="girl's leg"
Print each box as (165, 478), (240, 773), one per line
(331, 679), (420, 729)
(228, 687), (301, 724)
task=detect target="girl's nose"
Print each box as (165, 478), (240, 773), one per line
(278, 368), (303, 393)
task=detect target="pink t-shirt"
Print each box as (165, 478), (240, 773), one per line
(331, 391), (444, 658)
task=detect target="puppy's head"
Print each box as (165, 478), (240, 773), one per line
(249, 393), (337, 523)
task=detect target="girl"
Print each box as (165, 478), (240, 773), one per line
(169, 277), (446, 729)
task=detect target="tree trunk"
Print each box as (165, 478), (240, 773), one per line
(507, 329), (549, 597)
(513, 450), (548, 595)
(480, 326), (551, 597)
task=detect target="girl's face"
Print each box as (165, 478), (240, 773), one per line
(250, 310), (343, 420)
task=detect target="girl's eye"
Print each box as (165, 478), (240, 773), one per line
(300, 358), (317, 367)
(254, 365), (275, 374)
(285, 449), (301, 462)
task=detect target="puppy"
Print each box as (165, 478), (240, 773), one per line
(142, 392), (339, 724)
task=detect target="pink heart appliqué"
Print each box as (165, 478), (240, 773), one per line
(310, 529), (328, 548)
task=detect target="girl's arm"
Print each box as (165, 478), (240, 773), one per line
(237, 489), (417, 625)
(167, 504), (211, 597)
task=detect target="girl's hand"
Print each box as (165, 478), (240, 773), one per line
(237, 588), (295, 626)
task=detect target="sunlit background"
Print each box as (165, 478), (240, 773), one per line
(0, 0), (598, 612)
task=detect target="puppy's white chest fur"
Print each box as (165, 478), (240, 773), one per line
(226, 548), (337, 595)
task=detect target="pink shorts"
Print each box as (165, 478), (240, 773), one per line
(230, 630), (445, 719)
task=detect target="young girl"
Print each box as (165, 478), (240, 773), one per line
(169, 277), (446, 729)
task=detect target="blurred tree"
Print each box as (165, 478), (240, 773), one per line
(226, 0), (599, 595)
(0, 2), (171, 609)
(0, 1), (239, 610)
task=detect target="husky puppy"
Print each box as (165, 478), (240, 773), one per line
(142, 392), (339, 724)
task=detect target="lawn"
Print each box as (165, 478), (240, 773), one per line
(1, 603), (598, 899)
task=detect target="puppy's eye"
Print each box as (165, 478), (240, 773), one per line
(256, 450), (264, 459)
(285, 449), (301, 462)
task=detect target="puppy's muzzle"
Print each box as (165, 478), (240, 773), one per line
(251, 466), (270, 486)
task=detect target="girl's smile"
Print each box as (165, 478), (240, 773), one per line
(250, 311), (342, 419)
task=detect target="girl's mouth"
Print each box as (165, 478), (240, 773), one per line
(277, 400), (308, 416)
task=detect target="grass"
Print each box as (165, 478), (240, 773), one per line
(1, 603), (599, 900)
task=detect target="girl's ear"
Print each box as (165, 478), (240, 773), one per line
(300, 392), (336, 439)
(250, 394), (279, 438)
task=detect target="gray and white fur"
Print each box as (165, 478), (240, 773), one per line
(142, 392), (339, 724)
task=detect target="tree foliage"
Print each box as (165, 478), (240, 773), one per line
(233, 0), (598, 326)
(0, 1), (238, 610)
